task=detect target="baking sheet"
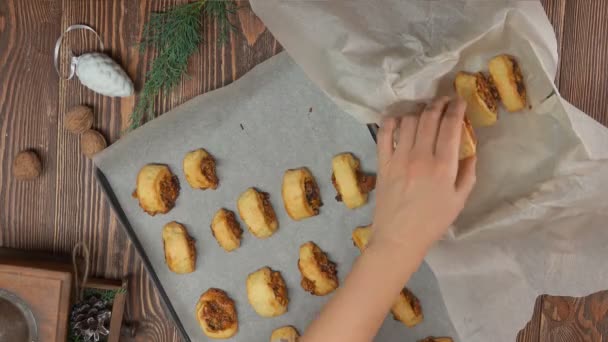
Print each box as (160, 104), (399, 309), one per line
(95, 53), (458, 341)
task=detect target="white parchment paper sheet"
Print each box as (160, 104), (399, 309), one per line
(250, 1), (608, 341)
(95, 54), (459, 341)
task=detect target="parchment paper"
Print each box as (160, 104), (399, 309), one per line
(249, 1), (608, 341)
(94, 54), (458, 341)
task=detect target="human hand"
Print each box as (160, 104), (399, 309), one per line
(369, 97), (477, 255)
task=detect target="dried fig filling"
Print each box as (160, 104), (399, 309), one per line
(260, 192), (276, 223)
(160, 175), (180, 209)
(476, 73), (497, 112)
(304, 177), (323, 212)
(357, 172), (376, 194)
(269, 271), (288, 306)
(331, 173), (342, 201)
(225, 211), (243, 239)
(300, 277), (316, 293)
(202, 299), (235, 332)
(511, 59), (527, 98)
(200, 156), (218, 187)
(402, 288), (422, 316)
(312, 245), (338, 281)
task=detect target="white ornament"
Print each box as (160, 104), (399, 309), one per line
(54, 25), (134, 98)
(75, 53), (133, 97)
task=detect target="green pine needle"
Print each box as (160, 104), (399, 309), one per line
(128, 0), (236, 131)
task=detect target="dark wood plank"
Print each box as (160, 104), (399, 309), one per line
(0, 0), (61, 250)
(518, 295), (545, 342)
(539, 0), (566, 87)
(558, 0), (608, 126)
(540, 292), (608, 342)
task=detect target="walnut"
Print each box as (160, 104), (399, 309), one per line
(12, 150), (42, 180)
(65, 105), (94, 134)
(80, 129), (107, 158)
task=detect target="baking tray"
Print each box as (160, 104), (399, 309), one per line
(94, 53), (458, 341)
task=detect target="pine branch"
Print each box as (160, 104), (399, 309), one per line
(128, 0), (236, 131)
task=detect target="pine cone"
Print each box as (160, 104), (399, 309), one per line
(70, 296), (112, 342)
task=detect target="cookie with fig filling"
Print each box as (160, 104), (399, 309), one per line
(455, 71), (498, 127)
(298, 242), (338, 296)
(211, 208), (243, 252)
(162, 221), (196, 274)
(246, 267), (289, 317)
(183, 148), (218, 190)
(331, 153), (376, 209)
(196, 288), (238, 339)
(133, 164), (180, 216)
(282, 167), (323, 220)
(489, 54), (527, 112)
(237, 188), (278, 238)
(270, 325), (299, 342)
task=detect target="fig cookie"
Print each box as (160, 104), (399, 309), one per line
(237, 188), (278, 239)
(246, 267), (289, 317)
(331, 153), (376, 209)
(133, 164), (180, 216)
(282, 167), (323, 220)
(162, 222), (196, 274)
(196, 288), (238, 339)
(183, 148), (219, 190)
(270, 325), (300, 342)
(298, 242), (339, 296)
(455, 71), (498, 127)
(211, 208), (243, 252)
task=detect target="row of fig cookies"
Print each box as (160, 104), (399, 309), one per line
(455, 54), (528, 158)
(131, 150), (376, 218)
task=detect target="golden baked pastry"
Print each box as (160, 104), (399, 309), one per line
(133, 164), (180, 216)
(459, 117), (477, 160)
(351, 226), (424, 327)
(455, 71), (498, 127)
(237, 188), (278, 239)
(270, 325), (300, 342)
(419, 337), (453, 342)
(489, 54), (527, 112)
(162, 222), (196, 274)
(392, 287), (424, 327)
(352, 225), (373, 252)
(246, 267), (289, 317)
(331, 153), (376, 209)
(282, 167), (323, 220)
(298, 242), (339, 296)
(196, 288), (238, 339)
(211, 208), (243, 252)
(183, 148), (219, 190)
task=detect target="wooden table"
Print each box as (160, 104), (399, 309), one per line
(1, 1), (607, 341)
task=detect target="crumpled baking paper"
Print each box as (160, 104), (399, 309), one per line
(250, 0), (608, 341)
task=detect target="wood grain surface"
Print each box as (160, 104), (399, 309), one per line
(0, 1), (606, 341)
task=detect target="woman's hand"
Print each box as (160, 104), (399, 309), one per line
(370, 97), (477, 255)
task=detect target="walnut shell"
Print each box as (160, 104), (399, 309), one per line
(81, 129), (107, 158)
(12, 150), (42, 180)
(65, 105), (94, 134)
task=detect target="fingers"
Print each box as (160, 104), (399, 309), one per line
(456, 156), (477, 197)
(436, 97), (467, 165)
(395, 114), (419, 158)
(412, 97), (450, 155)
(377, 117), (397, 171)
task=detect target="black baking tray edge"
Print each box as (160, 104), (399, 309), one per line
(95, 168), (192, 342)
(94, 124), (378, 341)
